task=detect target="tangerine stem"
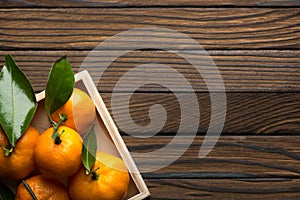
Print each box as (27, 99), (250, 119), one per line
(22, 180), (38, 200)
(1, 144), (13, 157)
(55, 130), (65, 145)
(49, 117), (56, 127)
(90, 167), (100, 181)
(51, 113), (67, 144)
(91, 171), (99, 181)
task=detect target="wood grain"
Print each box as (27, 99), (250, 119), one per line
(146, 179), (300, 199)
(0, 50), (299, 92)
(1, 1), (300, 199)
(101, 93), (300, 135)
(1, 0), (300, 7)
(124, 136), (300, 178)
(0, 8), (299, 50)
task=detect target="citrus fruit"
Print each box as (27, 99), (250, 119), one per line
(33, 125), (82, 178)
(15, 174), (70, 200)
(69, 151), (130, 200)
(0, 125), (40, 180)
(51, 88), (96, 137)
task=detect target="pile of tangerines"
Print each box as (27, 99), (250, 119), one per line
(0, 56), (130, 200)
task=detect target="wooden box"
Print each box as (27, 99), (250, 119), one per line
(33, 70), (150, 200)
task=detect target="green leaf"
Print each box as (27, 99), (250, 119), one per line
(0, 183), (14, 200)
(45, 56), (75, 118)
(0, 54), (37, 147)
(82, 127), (97, 173)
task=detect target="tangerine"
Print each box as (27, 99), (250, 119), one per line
(0, 125), (39, 180)
(69, 151), (130, 200)
(33, 125), (82, 178)
(51, 88), (96, 137)
(15, 174), (70, 200)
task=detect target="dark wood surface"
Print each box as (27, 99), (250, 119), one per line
(125, 136), (300, 198)
(146, 179), (300, 199)
(102, 93), (300, 135)
(1, 0), (300, 7)
(1, 1), (300, 199)
(0, 8), (299, 50)
(124, 136), (300, 178)
(0, 50), (299, 92)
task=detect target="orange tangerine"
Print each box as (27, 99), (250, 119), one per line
(0, 125), (39, 180)
(15, 174), (70, 200)
(51, 88), (96, 137)
(33, 126), (82, 178)
(69, 151), (130, 200)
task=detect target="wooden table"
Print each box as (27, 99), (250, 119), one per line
(1, 0), (300, 199)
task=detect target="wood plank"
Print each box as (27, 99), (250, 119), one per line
(1, 0), (300, 7)
(146, 179), (300, 199)
(102, 93), (300, 135)
(0, 8), (299, 50)
(0, 50), (299, 92)
(123, 136), (300, 178)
